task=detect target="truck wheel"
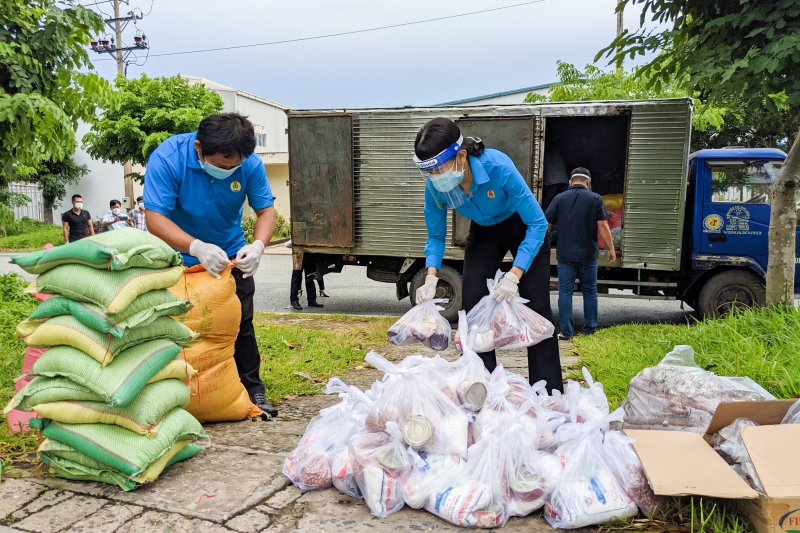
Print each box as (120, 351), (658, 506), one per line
(409, 265), (462, 322)
(697, 270), (765, 319)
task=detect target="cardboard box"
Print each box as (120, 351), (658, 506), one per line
(625, 399), (800, 533)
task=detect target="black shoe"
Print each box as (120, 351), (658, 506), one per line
(308, 301), (324, 308)
(250, 392), (278, 419)
(290, 301), (302, 310)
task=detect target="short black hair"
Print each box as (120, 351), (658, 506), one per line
(136, 196), (143, 202)
(110, 199), (121, 207)
(570, 167), (591, 180)
(71, 194), (82, 202)
(414, 117), (484, 160)
(196, 113), (256, 158)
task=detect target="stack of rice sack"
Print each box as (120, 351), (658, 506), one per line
(284, 310), (657, 529)
(3, 228), (206, 490)
(167, 264), (263, 422)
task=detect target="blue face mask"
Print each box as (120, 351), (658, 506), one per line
(428, 164), (464, 193)
(199, 158), (241, 180)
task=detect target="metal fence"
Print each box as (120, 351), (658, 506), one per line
(7, 183), (45, 221)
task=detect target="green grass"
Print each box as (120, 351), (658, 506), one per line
(0, 224), (63, 251)
(571, 305), (800, 409)
(254, 312), (395, 403)
(0, 274), (42, 474)
(605, 497), (755, 533)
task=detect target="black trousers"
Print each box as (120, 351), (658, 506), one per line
(232, 268), (266, 396)
(461, 212), (563, 393)
(289, 262), (323, 304)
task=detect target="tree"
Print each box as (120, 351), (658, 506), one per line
(0, 1), (107, 181)
(82, 74), (225, 179)
(32, 156), (88, 224)
(599, 0), (800, 307)
(525, 61), (727, 150)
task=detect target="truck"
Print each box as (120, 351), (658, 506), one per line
(286, 98), (793, 320)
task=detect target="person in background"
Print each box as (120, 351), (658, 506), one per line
(414, 117), (562, 394)
(61, 194), (94, 243)
(143, 112), (278, 419)
(131, 195), (148, 232)
(102, 199), (134, 230)
(544, 167), (615, 340)
(286, 239), (328, 310)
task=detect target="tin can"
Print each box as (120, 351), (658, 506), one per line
(402, 415), (433, 447)
(457, 381), (487, 411)
(376, 448), (405, 470)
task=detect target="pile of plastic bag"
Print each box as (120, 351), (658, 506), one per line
(620, 345), (775, 433)
(284, 311), (657, 528)
(3, 230), (207, 490)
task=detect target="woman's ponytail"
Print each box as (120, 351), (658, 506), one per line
(462, 136), (485, 157)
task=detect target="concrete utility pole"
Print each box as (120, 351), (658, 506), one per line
(112, 0), (134, 202)
(616, 2), (624, 73)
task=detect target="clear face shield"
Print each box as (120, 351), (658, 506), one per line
(413, 135), (469, 209)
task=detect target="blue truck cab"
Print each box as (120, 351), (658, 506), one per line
(684, 148), (790, 316)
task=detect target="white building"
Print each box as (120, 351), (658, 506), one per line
(181, 75), (291, 219)
(45, 77), (291, 226)
(435, 83), (553, 106)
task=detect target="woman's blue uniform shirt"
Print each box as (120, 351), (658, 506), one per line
(424, 148), (547, 273)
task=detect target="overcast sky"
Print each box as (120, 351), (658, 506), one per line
(86, 0), (654, 109)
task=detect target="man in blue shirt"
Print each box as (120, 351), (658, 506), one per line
(144, 113), (278, 419)
(545, 167), (615, 340)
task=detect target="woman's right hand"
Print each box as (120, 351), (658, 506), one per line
(416, 274), (439, 303)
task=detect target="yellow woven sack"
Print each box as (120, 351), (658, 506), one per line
(169, 265), (261, 422)
(602, 193), (624, 210)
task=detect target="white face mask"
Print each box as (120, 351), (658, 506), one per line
(112, 208), (121, 215)
(138, 202), (144, 210)
(73, 202), (83, 210)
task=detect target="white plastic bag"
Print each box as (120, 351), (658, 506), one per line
(538, 369), (608, 423)
(545, 412), (638, 528)
(622, 345), (775, 433)
(782, 399), (800, 424)
(388, 298), (451, 351)
(711, 417), (764, 492)
(423, 431), (508, 528)
(448, 311), (491, 412)
(473, 365), (540, 445)
(602, 430), (659, 514)
(349, 422), (411, 517)
(403, 450), (464, 509)
(282, 378), (371, 491)
(455, 270), (554, 353)
(365, 351), (469, 458)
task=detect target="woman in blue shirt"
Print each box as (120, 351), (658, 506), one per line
(413, 118), (562, 393)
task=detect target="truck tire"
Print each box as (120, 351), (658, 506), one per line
(697, 270), (765, 319)
(409, 265), (462, 322)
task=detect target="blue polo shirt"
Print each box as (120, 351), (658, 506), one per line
(424, 148), (547, 273)
(143, 132), (275, 266)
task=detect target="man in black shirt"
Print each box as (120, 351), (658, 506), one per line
(545, 168), (615, 339)
(61, 194), (94, 243)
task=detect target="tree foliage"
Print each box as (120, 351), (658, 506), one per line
(33, 156), (88, 223)
(525, 61), (727, 147)
(82, 74), (225, 177)
(0, 1), (108, 181)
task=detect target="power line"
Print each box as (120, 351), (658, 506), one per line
(93, 0), (546, 61)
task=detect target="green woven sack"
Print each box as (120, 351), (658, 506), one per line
(32, 379), (190, 437)
(5, 377), (106, 414)
(39, 439), (202, 491)
(25, 264), (184, 314)
(18, 315), (196, 366)
(27, 291), (191, 338)
(30, 407), (206, 477)
(21, 339), (183, 406)
(12, 227), (182, 274)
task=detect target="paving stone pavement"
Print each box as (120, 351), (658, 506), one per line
(1, 343), (582, 533)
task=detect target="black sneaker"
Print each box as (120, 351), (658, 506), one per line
(250, 392), (278, 419)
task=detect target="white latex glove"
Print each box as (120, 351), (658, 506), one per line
(415, 275), (438, 303)
(235, 240), (265, 278)
(492, 271), (520, 303)
(189, 239), (230, 279)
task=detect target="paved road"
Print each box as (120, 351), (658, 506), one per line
(0, 251), (694, 329)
